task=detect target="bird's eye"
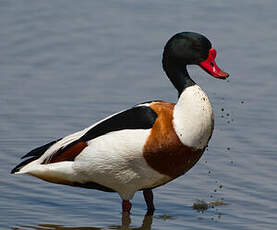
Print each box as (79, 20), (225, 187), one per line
(210, 62), (214, 67)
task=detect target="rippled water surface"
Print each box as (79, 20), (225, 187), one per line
(1, 0), (277, 229)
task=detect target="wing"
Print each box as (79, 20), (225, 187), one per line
(80, 103), (157, 142)
(11, 104), (158, 173)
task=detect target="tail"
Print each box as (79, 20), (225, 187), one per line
(11, 139), (60, 174)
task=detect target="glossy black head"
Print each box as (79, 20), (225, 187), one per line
(162, 32), (211, 68)
(162, 32), (229, 95)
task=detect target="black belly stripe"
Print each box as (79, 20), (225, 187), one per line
(73, 181), (115, 192)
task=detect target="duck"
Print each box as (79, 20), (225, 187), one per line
(11, 32), (229, 214)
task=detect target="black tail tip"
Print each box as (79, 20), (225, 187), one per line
(10, 156), (37, 175)
(11, 167), (19, 174)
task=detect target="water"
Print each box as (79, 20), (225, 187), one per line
(1, 0), (277, 229)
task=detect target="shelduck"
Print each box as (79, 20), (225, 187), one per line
(11, 32), (229, 214)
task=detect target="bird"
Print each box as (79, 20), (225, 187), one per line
(11, 32), (229, 214)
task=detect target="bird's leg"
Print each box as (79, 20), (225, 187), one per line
(143, 189), (155, 215)
(122, 200), (132, 213)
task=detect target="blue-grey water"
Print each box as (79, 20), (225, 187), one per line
(1, 0), (277, 229)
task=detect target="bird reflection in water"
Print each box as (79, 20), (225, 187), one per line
(12, 212), (154, 230)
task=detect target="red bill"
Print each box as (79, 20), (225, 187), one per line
(199, 48), (229, 79)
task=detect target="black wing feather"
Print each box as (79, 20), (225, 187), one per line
(80, 106), (157, 142)
(21, 139), (61, 159)
(11, 138), (61, 174)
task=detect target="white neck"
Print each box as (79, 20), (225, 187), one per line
(173, 84), (214, 149)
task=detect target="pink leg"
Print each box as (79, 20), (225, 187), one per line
(143, 189), (155, 215)
(122, 200), (132, 213)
